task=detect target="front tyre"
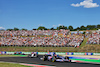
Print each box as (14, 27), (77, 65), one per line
(28, 54), (31, 57)
(43, 55), (47, 61)
(52, 56), (56, 62)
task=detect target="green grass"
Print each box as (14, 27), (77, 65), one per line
(0, 44), (100, 52)
(0, 62), (30, 67)
(72, 59), (100, 63)
(0, 46), (79, 52)
(80, 38), (88, 48)
(79, 45), (100, 52)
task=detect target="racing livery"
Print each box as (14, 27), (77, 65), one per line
(41, 52), (71, 62)
(28, 52), (38, 58)
(14, 52), (25, 55)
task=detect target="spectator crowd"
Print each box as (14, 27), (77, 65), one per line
(0, 30), (69, 37)
(86, 31), (100, 44)
(0, 30), (71, 46)
(0, 30), (99, 47)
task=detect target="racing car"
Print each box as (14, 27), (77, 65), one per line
(14, 52), (25, 55)
(28, 52), (38, 58)
(41, 52), (71, 62)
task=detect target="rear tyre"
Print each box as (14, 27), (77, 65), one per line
(34, 54), (38, 57)
(69, 60), (71, 63)
(65, 56), (69, 60)
(28, 54), (31, 57)
(52, 56), (56, 62)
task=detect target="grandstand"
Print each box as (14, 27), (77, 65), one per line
(0, 30), (100, 47)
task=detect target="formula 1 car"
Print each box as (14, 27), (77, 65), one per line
(28, 52), (38, 58)
(14, 52), (25, 55)
(41, 52), (71, 62)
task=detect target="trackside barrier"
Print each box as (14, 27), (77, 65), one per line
(0, 51), (6, 54)
(85, 53), (93, 55)
(1, 52), (100, 56)
(22, 52), (31, 54)
(38, 52), (48, 55)
(73, 52), (85, 55)
(56, 52), (66, 55)
(66, 52), (73, 55)
(38, 52), (66, 55)
(93, 53), (100, 55)
(6, 52), (14, 54)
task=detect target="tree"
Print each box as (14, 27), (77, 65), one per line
(65, 26), (67, 30)
(80, 25), (86, 30)
(6, 29), (13, 31)
(68, 26), (73, 31)
(86, 25), (96, 30)
(14, 27), (19, 31)
(76, 27), (80, 30)
(57, 25), (67, 30)
(97, 24), (100, 29)
(37, 26), (47, 30)
(74, 27), (80, 31)
(50, 27), (54, 30)
(21, 28), (27, 31)
(33, 29), (37, 30)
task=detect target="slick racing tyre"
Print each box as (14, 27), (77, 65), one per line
(65, 56), (69, 60)
(43, 55), (47, 61)
(69, 60), (71, 63)
(28, 54), (31, 57)
(34, 54), (38, 57)
(52, 56), (56, 62)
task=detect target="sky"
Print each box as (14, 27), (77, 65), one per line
(0, 0), (100, 30)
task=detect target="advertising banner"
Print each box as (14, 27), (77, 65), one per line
(85, 53), (93, 55)
(38, 52), (48, 55)
(73, 52), (85, 55)
(0, 51), (6, 54)
(1, 52), (100, 56)
(66, 52), (73, 55)
(56, 52), (66, 55)
(93, 53), (100, 55)
(22, 52), (31, 54)
(6, 52), (14, 54)
(1, 51), (6, 54)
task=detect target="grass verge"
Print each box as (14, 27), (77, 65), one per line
(0, 55), (27, 57)
(0, 46), (78, 52)
(0, 62), (30, 67)
(71, 59), (100, 63)
(80, 38), (88, 48)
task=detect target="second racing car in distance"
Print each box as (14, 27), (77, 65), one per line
(14, 52), (25, 55)
(28, 52), (38, 58)
(41, 52), (71, 62)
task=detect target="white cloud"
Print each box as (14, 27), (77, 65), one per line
(58, 24), (62, 26)
(52, 25), (56, 27)
(38, 24), (43, 26)
(0, 27), (5, 30)
(71, 0), (99, 8)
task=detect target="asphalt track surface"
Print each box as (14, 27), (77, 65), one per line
(0, 55), (100, 67)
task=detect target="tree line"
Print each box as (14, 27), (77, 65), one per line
(6, 24), (100, 31)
